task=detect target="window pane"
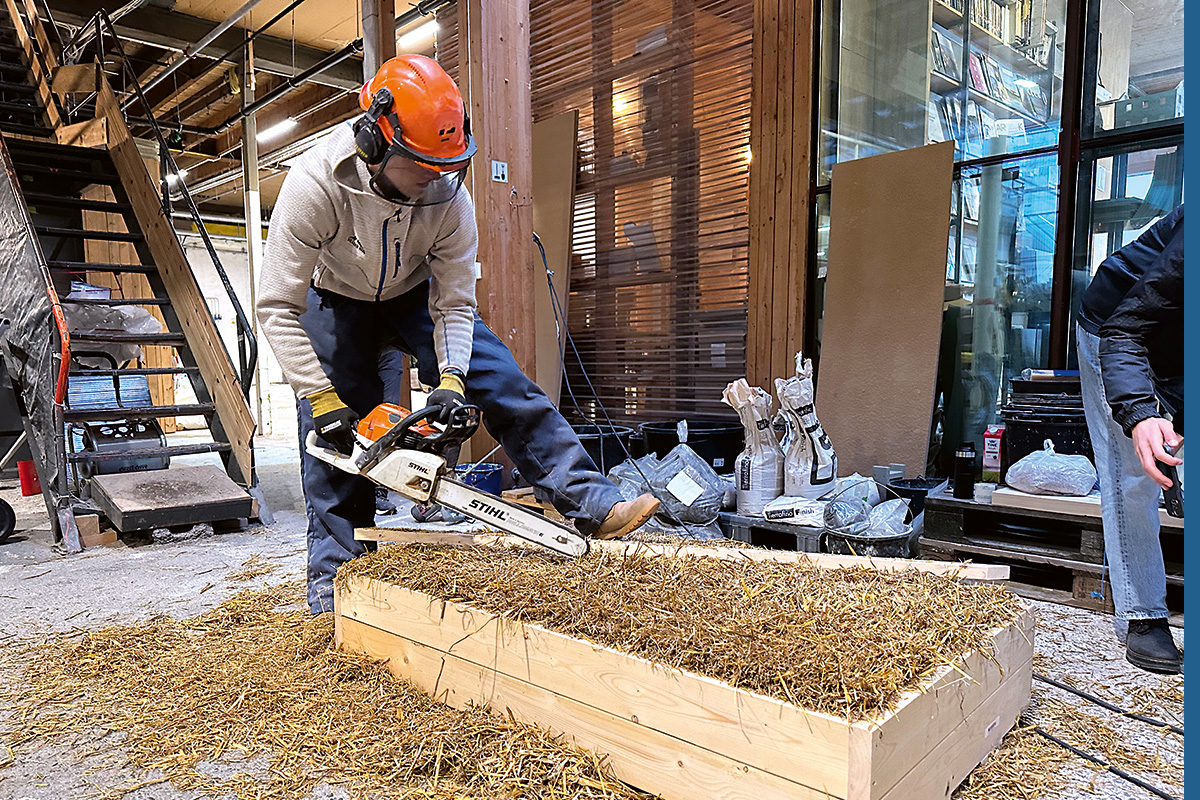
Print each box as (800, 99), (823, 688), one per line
(818, 0), (1065, 183)
(1067, 142), (1184, 363)
(935, 153), (1058, 473)
(1092, 0), (1184, 134)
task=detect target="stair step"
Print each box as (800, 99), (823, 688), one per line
(0, 80), (34, 94)
(63, 403), (215, 422)
(69, 366), (199, 377)
(13, 163), (119, 183)
(0, 42), (24, 57)
(34, 225), (143, 243)
(48, 260), (156, 274)
(0, 98), (39, 114)
(0, 120), (50, 136)
(64, 298), (170, 307)
(67, 441), (232, 463)
(0, 61), (29, 75)
(71, 331), (186, 345)
(23, 192), (132, 213)
(5, 138), (110, 161)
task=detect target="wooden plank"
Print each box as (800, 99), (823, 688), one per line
(786, 0), (813, 367)
(51, 62), (99, 96)
(991, 487), (1184, 529)
(530, 111), (578, 406)
(3, 0), (58, 129)
(815, 142), (955, 476)
(94, 78), (255, 482)
(863, 611), (1033, 798)
(877, 657), (1033, 799)
(337, 615), (834, 800)
(339, 575), (859, 797)
(768, 0), (794, 380)
(589, 540), (1010, 581)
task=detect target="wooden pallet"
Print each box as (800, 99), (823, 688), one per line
(719, 511), (822, 552)
(336, 541), (1030, 800)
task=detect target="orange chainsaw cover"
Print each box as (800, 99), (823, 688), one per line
(356, 403), (438, 442)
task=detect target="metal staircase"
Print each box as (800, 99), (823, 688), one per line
(0, 1), (263, 549)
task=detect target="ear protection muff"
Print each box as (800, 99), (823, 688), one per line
(353, 88), (394, 165)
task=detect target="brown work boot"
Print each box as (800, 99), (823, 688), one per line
(594, 493), (661, 540)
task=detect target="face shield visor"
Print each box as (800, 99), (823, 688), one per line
(369, 143), (472, 207)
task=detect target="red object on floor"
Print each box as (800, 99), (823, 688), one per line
(17, 460), (41, 496)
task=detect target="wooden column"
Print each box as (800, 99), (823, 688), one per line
(458, 0), (535, 376)
(362, 0), (397, 77)
(746, 0), (815, 388)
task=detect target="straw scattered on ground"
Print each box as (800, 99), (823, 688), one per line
(340, 544), (1026, 721)
(0, 582), (649, 800)
(954, 683), (1184, 799)
(225, 553), (280, 582)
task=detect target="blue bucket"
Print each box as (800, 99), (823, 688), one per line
(453, 462), (503, 496)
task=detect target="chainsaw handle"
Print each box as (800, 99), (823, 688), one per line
(355, 404), (480, 471)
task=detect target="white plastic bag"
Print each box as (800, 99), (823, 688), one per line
(63, 303), (164, 367)
(775, 353), (837, 499)
(722, 379), (784, 515)
(1005, 440), (1098, 496)
(647, 444), (724, 525)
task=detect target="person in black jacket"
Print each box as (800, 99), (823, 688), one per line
(1077, 204), (1183, 674)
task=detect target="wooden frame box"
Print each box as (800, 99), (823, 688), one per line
(335, 549), (1033, 800)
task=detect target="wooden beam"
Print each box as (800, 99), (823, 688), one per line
(351, 527), (1009, 582)
(362, 0), (396, 78)
(746, 0), (814, 388)
(4, 0), (60, 130)
(458, 0), (535, 377)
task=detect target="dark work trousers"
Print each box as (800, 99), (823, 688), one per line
(297, 282), (622, 613)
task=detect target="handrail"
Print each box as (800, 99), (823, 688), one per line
(27, 0), (63, 60)
(65, 10), (259, 399)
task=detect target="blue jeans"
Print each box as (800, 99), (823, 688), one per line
(297, 283), (622, 612)
(1077, 324), (1168, 622)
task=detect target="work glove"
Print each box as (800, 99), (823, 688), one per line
(309, 387), (359, 456)
(426, 371), (468, 425)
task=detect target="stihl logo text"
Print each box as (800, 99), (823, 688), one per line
(408, 462), (430, 474)
(468, 498), (507, 520)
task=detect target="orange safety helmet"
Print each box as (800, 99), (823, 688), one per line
(354, 54), (477, 171)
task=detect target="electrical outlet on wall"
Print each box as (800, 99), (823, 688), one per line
(490, 160), (508, 182)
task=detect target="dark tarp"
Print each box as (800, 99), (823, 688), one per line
(0, 137), (63, 498)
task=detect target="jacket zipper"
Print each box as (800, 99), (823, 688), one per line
(374, 215), (391, 301)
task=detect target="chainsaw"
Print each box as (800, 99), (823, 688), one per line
(305, 402), (589, 558)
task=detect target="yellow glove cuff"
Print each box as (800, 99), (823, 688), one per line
(438, 372), (465, 396)
(308, 387), (348, 418)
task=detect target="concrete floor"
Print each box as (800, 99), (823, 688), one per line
(0, 433), (1184, 800)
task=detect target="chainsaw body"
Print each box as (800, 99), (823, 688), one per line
(305, 402), (588, 558)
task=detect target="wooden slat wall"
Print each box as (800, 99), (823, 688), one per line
(746, 0), (814, 389)
(529, 0), (754, 423)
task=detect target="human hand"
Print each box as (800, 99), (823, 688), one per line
(1131, 417), (1182, 490)
(309, 387), (360, 456)
(426, 371), (468, 424)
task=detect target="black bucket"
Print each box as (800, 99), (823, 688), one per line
(886, 477), (946, 522)
(572, 424), (633, 475)
(1002, 418), (1094, 467)
(822, 530), (911, 559)
(639, 419), (744, 474)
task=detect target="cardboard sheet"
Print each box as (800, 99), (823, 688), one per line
(530, 111), (578, 406)
(815, 142), (955, 476)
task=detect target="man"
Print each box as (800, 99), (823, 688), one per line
(258, 55), (660, 613)
(1077, 204), (1183, 674)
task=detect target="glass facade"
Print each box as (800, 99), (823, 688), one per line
(815, 0), (1183, 475)
(1090, 0), (1184, 134)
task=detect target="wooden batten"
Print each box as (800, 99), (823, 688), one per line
(336, 570), (1033, 800)
(747, 0), (814, 388)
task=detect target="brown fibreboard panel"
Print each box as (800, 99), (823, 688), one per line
(815, 142), (954, 476)
(531, 111), (578, 406)
(92, 465), (253, 531)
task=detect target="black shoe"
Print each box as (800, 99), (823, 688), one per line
(1125, 618), (1181, 674)
(375, 486), (397, 515)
